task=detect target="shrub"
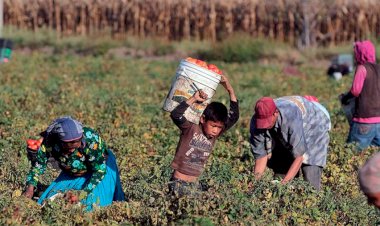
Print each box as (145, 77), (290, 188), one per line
(197, 34), (265, 63)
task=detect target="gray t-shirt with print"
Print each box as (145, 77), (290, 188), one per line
(250, 96), (331, 167)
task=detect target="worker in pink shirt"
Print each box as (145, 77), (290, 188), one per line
(341, 40), (380, 151)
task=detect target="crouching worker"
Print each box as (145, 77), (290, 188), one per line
(23, 116), (125, 211)
(250, 96), (331, 190)
(169, 75), (239, 196)
(358, 152), (380, 209)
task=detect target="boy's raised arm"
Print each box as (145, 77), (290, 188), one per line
(220, 74), (239, 130)
(220, 74), (237, 102)
(170, 90), (208, 129)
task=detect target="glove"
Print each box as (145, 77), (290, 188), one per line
(340, 92), (354, 105)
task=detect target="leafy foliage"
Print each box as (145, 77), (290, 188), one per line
(198, 34), (265, 63)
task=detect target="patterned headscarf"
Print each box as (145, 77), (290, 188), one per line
(359, 152), (380, 194)
(43, 116), (84, 142)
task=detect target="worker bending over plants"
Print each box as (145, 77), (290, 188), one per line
(249, 96), (331, 190)
(23, 116), (125, 211)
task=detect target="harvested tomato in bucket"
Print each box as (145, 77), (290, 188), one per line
(163, 57), (222, 124)
(26, 138), (44, 163)
(26, 138), (43, 151)
(207, 64), (222, 75)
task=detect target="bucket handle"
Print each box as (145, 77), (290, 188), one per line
(182, 68), (200, 92)
(182, 68), (212, 101)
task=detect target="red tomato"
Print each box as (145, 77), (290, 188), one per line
(37, 138), (43, 145)
(208, 64), (218, 70)
(70, 195), (78, 203)
(208, 64), (222, 75)
(214, 68), (222, 75)
(27, 139), (36, 146)
(196, 60), (208, 68)
(186, 57), (198, 64)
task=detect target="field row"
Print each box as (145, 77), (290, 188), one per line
(0, 51), (379, 224)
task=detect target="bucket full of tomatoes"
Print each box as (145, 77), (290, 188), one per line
(26, 138), (43, 163)
(163, 57), (222, 124)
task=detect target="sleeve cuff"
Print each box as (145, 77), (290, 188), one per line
(180, 101), (190, 107)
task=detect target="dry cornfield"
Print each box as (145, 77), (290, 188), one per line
(3, 0), (380, 46)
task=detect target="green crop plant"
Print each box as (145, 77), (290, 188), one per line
(0, 44), (379, 225)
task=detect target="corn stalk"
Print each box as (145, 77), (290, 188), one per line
(2, 0), (380, 46)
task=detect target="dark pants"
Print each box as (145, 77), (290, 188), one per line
(167, 176), (206, 220)
(301, 165), (322, 190)
(168, 176), (207, 197)
(267, 144), (323, 190)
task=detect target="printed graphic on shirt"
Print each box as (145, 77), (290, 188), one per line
(189, 132), (213, 151)
(183, 132), (213, 170)
(278, 96), (307, 117)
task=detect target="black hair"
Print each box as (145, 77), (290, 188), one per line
(202, 102), (228, 123)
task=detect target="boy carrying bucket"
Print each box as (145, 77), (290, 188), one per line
(169, 74), (239, 196)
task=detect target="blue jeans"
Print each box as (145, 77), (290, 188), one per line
(347, 122), (380, 151)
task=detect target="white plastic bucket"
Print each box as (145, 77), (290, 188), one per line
(163, 59), (221, 124)
(333, 72), (342, 80)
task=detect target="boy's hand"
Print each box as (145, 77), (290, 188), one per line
(220, 74), (231, 90)
(186, 90), (208, 105)
(23, 185), (35, 199)
(220, 74), (237, 102)
(195, 90), (208, 102)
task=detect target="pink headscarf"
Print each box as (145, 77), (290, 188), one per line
(359, 152), (380, 194)
(354, 40), (376, 65)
